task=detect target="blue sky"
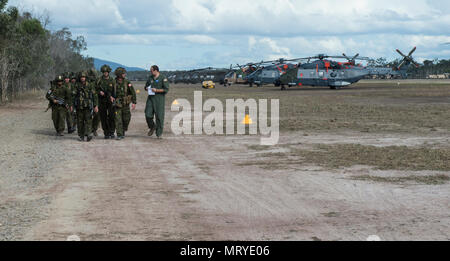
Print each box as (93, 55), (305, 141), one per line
(9, 0), (450, 70)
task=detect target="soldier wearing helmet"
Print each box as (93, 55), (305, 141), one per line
(74, 71), (99, 142)
(63, 72), (76, 134)
(70, 72), (78, 130)
(88, 68), (101, 137)
(110, 67), (136, 140)
(45, 75), (73, 136)
(96, 64), (116, 139)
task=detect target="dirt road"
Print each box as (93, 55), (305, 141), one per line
(1, 84), (449, 241)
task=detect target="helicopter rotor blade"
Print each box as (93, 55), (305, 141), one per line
(397, 60), (407, 70)
(408, 46), (417, 57)
(396, 49), (407, 57)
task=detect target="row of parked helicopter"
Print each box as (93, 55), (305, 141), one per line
(166, 47), (420, 90)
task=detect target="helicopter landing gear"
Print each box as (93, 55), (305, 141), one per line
(281, 85), (286, 91)
(330, 86), (341, 90)
(249, 82), (253, 87)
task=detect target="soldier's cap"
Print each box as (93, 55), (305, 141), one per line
(101, 64), (112, 73)
(79, 71), (88, 78)
(114, 67), (126, 77)
(55, 75), (64, 82)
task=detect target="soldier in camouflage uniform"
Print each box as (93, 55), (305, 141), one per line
(74, 72), (99, 142)
(70, 72), (78, 131)
(96, 65), (116, 139)
(88, 68), (101, 137)
(46, 75), (72, 136)
(144, 65), (169, 139)
(111, 67), (136, 140)
(63, 73), (75, 134)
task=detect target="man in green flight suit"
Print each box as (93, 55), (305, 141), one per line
(96, 65), (116, 139)
(63, 72), (75, 134)
(74, 72), (99, 142)
(46, 75), (72, 136)
(110, 67), (136, 140)
(144, 65), (169, 139)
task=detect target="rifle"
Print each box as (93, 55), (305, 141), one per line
(45, 81), (53, 112)
(45, 81), (69, 112)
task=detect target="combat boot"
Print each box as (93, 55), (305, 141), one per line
(87, 136), (93, 142)
(79, 136), (85, 142)
(116, 136), (124, 140)
(148, 127), (155, 136)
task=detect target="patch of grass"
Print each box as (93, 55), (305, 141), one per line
(322, 212), (340, 218)
(244, 143), (450, 171)
(159, 82), (450, 134)
(247, 144), (271, 151)
(352, 174), (450, 185)
(295, 144), (450, 171)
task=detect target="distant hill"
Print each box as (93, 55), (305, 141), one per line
(93, 58), (146, 72)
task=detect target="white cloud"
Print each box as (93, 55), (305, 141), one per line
(184, 35), (218, 44)
(7, 0), (450, 69)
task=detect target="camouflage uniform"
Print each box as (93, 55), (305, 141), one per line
(63, 73), (75, 133)
(46, 75), (72, 136)
(88, 69), (101, 136)
(145, 73), (169, 137)
(70, 73), (78, 130)
(74, 72), (98, 141)
(112, 67), (136, 140)
(96, 65), (116, 139)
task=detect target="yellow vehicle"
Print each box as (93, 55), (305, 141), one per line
(202, 80), (215, 89)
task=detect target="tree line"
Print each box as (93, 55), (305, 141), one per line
(0, 0), (94, 104)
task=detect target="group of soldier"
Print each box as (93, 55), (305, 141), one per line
(46, 64), (168, 142)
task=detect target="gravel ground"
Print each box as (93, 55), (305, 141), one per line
(0, 98), (74, 240)
(1, 84), (449, 241)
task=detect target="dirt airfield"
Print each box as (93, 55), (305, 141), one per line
(0, 79), (449, 241)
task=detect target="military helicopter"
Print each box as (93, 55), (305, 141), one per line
(278, 47), (419, 90)
(171, 67), (229, 85)
(244, 58), (301, 87)
(223, 62), (262, 86)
